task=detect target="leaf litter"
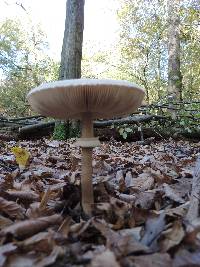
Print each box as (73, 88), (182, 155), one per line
(0, 137), (199, 266)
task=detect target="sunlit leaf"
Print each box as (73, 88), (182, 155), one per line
(11, 147), (30, 170)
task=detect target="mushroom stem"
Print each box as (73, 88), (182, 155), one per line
(81, 113), (94, 216)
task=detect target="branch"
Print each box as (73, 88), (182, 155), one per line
(19, 121), (55, 134)
(94, 115), (167, 127)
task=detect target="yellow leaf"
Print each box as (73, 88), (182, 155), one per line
(11, 147), (30, 170)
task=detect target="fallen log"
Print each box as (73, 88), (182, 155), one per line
(94, 114), (167, 127)
(19, 114), (167, 135)
(17, 114), (200, 141)
(19, 121), (55, 135)
(8, 115), (45, 121)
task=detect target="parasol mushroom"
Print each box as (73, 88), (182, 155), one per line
(27, 79), (145, 216)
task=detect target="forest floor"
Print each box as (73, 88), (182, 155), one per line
(0, 137), (200, 267)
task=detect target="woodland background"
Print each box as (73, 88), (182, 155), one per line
(0, 0), (199, 139)
(0, 1), (200, 266)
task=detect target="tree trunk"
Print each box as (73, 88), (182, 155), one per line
(56, 0), (85, 138)
(60, 0), (85, 80)
(167, 0), (182, 104)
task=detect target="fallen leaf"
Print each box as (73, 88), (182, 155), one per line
(18, 231), (55, 253)
(130, 173), (154, 192)
(126, 252), (172, 267)
(6, 190), (40, 203)
(26, 202), (54, 218)
(125, 171), (133, 187)
(5, 246), (64, 267)
(159, 220), (185, 252)
(11, 147), (30, 171)
(163, 183), (185, 204)
(173, 249), (200, 267)
(0, 197), (25, 219)
(164, 202), (190, 217)
(90, 249), (120, 267)
(134, 190), (157, 209)
(0, 214), (63, 240)
(0, 215), (13, 229)
(92, 219), (148, 257)
(58, 217), (71, 238)
(140, 213), (166, 250)
(0, 243), (17, 267)
(34, 246), (65, 267)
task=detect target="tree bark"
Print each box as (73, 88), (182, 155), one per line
(57, 0), (85, 138)
(167, 0), (182, 103)
(59, 0), (85, 80)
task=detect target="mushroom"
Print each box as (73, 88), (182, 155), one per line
(27, 79), (145, 216)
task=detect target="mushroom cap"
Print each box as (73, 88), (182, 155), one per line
(27, 79), (145, 119)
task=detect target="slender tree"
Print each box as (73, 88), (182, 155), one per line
(167, 0), (182, 101)
(55, 0), (85, 139)
(60, 0), (85, 80)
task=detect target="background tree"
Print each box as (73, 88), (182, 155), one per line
(167, 0), (182, 102)
(60, 0), (85, 80)
(0, 19), (58, 116)
(116, 0), (199, 104)
(180, 0), (200, 100)
(54, 0), (85, 139)
(114, 0), (168, 103)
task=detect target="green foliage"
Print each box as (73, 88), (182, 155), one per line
(111, 124), (133, 139)
(148, 102), (200, 136)
(117, 0), (200, 103)
(0, 18), (59, 116)
(53, 122), (68, 140)
(53, 121), (80, 140)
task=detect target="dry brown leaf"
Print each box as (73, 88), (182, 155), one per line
(26, 202), (54, 218)
(69, 219), (91, 238)
(31, 168), (53, 178)
(118, 193), (136, 203)
(163, 183), (185, 204)
(0, 214), (63, 240)
(81, 245), (106, 261)
(0, 136), (199, 266)
(6, 250), (37, 267)
(92, 219), (148, 257)
(90, 249), (120, 267)
(45, 140), (60, 148)
(0, 215), (13, 229)
(130, 173), (154, 192)
(126, 252), (172, 267)
(18, 231), (55, 253)
(173, 249), (200, 267)
(5, 246), (64, 267)
(70, 154), (81, 171)
(27, 187), (54, 217)
(110, 197), (130, 229)
(125, 171), (133, 187)
(118, 227), (142, 242)
(141, 213), (166, 249)
(164, 202), (190, 217)
(58, 217), (71, 238)
(134, 190), (157, 209)
(6, 189), (40, 203)
(0, 243), (17, 267)
(128, 206), (151, 227)
(159, 220), (185, 252)
(34, 246), (65, 267)
(0, 173), (14, 192)
(108, 231), (148, 257)
(0, 197), (25, 219)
